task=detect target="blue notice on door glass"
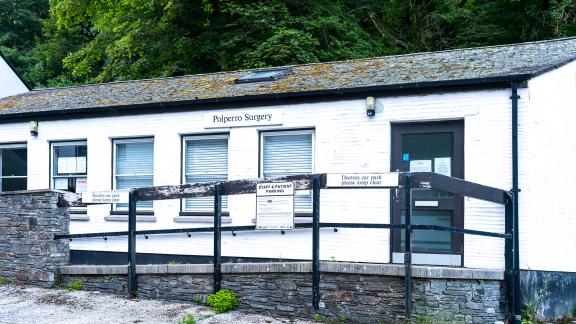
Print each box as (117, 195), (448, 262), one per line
(402, 153), (410, 161)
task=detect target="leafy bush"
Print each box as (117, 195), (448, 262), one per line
(521, 302), (537, 324)
(206, 289), (239, 313)
(0, 277), (9, 285)
(67, 278), (83, 291)
(177, 313), (196, 324)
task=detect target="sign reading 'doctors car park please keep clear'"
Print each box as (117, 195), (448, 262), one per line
(326, 173), (399, 188)
(256, 182), (295, 230)
(204, 109), (283, 128)
(81, 191), (129, 204)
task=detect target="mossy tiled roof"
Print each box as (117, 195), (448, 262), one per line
(1, 37), (575, 117)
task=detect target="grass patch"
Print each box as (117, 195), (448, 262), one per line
(66, 278), (83, 291)
(177, 313), (196, 324)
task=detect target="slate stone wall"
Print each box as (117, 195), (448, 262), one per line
(61, 270), (505, 323)
(414, 279), (506, 323)
(0, 190), (69, 287)
(521, 270), (576, 320)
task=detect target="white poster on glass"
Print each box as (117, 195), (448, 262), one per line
(76, 178), (88, 193)
(57, 157), (77, 174)
(434, 157), (451, 177)
(77, 157), (87, 173)
(409, 160), (432, 172)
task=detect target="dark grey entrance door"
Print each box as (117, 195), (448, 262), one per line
(391, 121), (464, 266)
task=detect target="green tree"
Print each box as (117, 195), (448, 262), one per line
(4, 0), (576, 87)
(0, 0), (49, 84)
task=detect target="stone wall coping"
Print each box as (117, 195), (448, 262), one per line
(60, 262), (503, 280)
(0, 189), (65, 196)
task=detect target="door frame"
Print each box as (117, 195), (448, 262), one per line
(390, 120), (465, 266)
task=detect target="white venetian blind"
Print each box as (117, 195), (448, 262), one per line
(115, 140), (154, 209)
(185, 137), (228, 211)
(263, 132), (312, 212)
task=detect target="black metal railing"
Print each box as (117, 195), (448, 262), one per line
(55, 172), (520, 323)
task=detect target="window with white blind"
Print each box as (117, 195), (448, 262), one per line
(183, 135), (228, 213)
(113, 138), (154, 210)
(0, 143), (27, 192)
(261, 130), (313, 213)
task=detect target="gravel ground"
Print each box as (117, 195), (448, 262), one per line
(0, 285), (313, 324)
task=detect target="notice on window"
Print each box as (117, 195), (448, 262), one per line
(434, 157), (451, 177)
(77, 157), (87, 173)
(82, 191), (129, 204)
(409, 160), (432, 172)
(256, 182), (294, 230)
(76, 178), (88, 193)
(57, 156), (86, 174)
(326, 173), (399, 188)
(57, 157), (77, 174)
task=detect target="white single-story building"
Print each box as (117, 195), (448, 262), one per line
(0, 38), (575, 284)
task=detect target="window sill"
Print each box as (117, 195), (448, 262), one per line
(110, 210), (155, 216)
(251, 216), (312, 224)
(174, 216), (232, 224)
(104, 215), (157, 222)
(70, 214), (90, 221)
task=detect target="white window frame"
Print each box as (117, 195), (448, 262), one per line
(181, 134), (229, 214)
(0, 143), (27, 192)
(50, 140), (88, 192)
(259, 129), (315, 214)
(112, 137), (154, 211)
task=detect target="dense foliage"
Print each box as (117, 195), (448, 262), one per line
(205, 289), (239, 313)
(2, 0), (575, 88)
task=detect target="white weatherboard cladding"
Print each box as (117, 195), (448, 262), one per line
(0, 88), (518, 268)
(522, 60), (576, 272)
(0, 56), (28, 98)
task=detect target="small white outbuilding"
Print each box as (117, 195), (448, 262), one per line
(0, 52), (29, 98)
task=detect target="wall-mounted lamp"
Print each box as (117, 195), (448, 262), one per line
(29, 121), (38, 136)
(366, 96), (376, 117)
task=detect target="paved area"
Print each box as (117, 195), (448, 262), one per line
(0, 285), (312, 324)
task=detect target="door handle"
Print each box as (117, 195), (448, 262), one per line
(414, 200), (439, 207)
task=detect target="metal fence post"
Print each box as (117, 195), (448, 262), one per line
(213, 182), (222, 293)
(404, 175), (413, 320)
(312, 174), (321, 310)
(511, 191), (521, 324)
(504, 191), (514, 321)
(128, 189), (138, 297)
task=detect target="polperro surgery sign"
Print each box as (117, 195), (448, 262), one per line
(256, 182), (295, 230)
(82, 191), (129, 204)
(204, 109), (283, 128)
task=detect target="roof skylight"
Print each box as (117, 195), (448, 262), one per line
(234, 68), (292, 84)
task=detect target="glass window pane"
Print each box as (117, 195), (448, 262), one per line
(184, 138), (228, 211)
(53, 144), (87, 176)
(115, 141), (153, 175)
(401, 132), (453, 198)
(116, 176), (153, 209)
(1, 148), (27, 177)
(114, 140), (154, 209)
(263, 132), (312, 212)
(1, 178), (26, 192)
(401, 210), (453, 253)
(263, 134), (312, 177)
